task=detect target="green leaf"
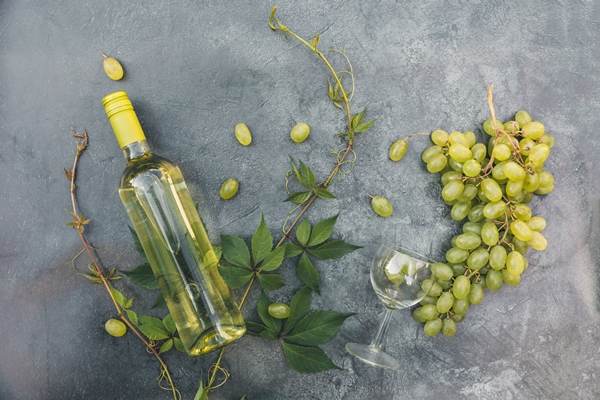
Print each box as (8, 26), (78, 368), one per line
(289, 156), (307, 186)
(257, 291), (281, 333)
(213, 245), (222, 261)
(159, 338), (173, 354)
(260, 329), (278, 340)
(327, 79), (335, 100)
(297, 253), (320, 293)
(194, 379), (208, 400)
(173, 337), (186, 353)
(314, 188), (336, 199)
(284, 243), (304, 258)
(124, 296), (133, 309)
(240, 395), (247, 400)
(246, 321), (267, 334)
(355, 118), (377, 133)
(258, 246), (286, 272)
(257, 273), (285, 291)
(221, 235), (251, 269)
(285, 310), (353, 346)
(282, 342), (341, 373)
(152, 293), (167, 309)
(138, 315), (170, 341)
(350, 106), (367, 130)
(252, 214), (273, 265)
(307, 214), (338, 247)
(110, 287), (127, 309)
(284, 191), (313, 204)
(283, 286), (313, 333)
(125, 309), (138, 326)
(128, 226), (147, 261)
(218, 266), (254, 288)
(120, 263), (159, 290)
(308, 240), (362, 260)
(163, 314), (176, 335)
(295, 219), (311, 247)
(299, 160), (316, 188)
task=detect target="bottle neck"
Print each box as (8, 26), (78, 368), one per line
(123, 140), (153, 162)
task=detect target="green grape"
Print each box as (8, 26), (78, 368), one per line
(450, 313), (465, 323)
(268, 303), (291, 319)
(522, 121), (545, 139)
(510, 220), (533, 242)
(435, 278), (452, 290)
(468, 204), (485, 222)
(422, 145), (444, 163)
(432, 263), (454, 281)
(467, 248), (489, 271)
(524, 258), (529, 271)
(441, 170), (463, 185)
(480, 178), (503, 202)
(412, 307), (428, 323)
(506, 179), (524, 197)
(220, 178), (239, 200)
(424, 318), (443, 336)
(479, 265), (491, 275)
(497, 135), (519, 147)
(442, 180), (465, 201)
(449, 131), (470, 147)
(427, 153), (449, 173)
(523, 172), (540, 192)
(486, 269), (503, 291)
(451, 201), (471, 221)
(101, 52), (124, 81)
(492, 161), (509, 181)
(446, 247), (469, 264)
(450, 235), (459, 247)
(522, 192), (535, 205)
(457, 184), (478, 202)
(455, 232), (481, 250)
(477, 275), (487, 289)
(421, 304), (440, 320)
(492, 144), (512, 161)
(502, 268), (521, 286)
(431, 130), (449, 146)
(507, 189), (527, 203)
(528, 143), (551, 165)
(538, 133), (555, 148)
(527, 216), (546, 231)
(235, 123), (252, 146)
(506, 251), (525, 275)
(389, 139), (408, 161)
(452, 275), (471, 299)
(444, 199), (457, 207)
(535, 171), (554, 195)
(483, 201), (506, 219)
(503, 121), (519, 133)
(489, 245), (507, 270)
(442, 318), (457, 337)
(503, 161), (526, 181)
(515, 110), (532, 128)
(448, 158), (464, 172)
(462, 222), (483, 236)
(290, 122), (311, 143)
(105, 319), (127, 337)
(462, 159), (482, 177)
(528, 231), (548, 250)
(468, 283), (484, 304)
(371, 196), (393, 217)
(449, 144), (473, 163)
(471, 143), (487, 162)
(421, 279), (443, 297)
(513, 203), (532, 221)
(452, 297), (470, 315)
(436, 292), (455, 313)
(451, 263), (467, 277)
(386, 268), (405, 285)
(512, 237), (529, 255)
(519, 138), (535, 156)
(481, 222), (499, 246)
(464, 131), (477, 148)
(483, 118), (503, 136)
(419, 295), (438, 306)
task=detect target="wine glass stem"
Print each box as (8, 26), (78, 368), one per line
(370, 308), (395, 350)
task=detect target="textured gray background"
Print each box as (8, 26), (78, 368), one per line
(1, 0), (599, 399)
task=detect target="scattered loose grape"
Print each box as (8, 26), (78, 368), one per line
(389, 139), (408, 161)
(371, 195), (393, 217)
(290, 122), (310, 143)
(105, 319), (127, 337)
(268, 303), (290, 319)
(235, 123), (252, 146)
(220, 178), (239, 200)
(100, 51), (124, 80)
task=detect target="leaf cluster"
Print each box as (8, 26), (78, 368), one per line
(285, 157), (335, 205)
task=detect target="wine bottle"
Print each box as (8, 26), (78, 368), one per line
(102, 91), (246, 356)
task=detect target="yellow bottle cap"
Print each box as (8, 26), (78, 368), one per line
(102, 91), (146, 148)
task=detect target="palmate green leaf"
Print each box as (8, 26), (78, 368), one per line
(125, 309), (138, 326)
(314, 188), (336, 199)
(257, 273), (285, 291)
(128, 226), (147, 261)
(152, 293), (167, 309)
(307, 214), (338, 247)
(284, 310), (353, 347)
(284, 243), (303, 258)
(257, 291), (281, 333)
(284, 191), (313, 204)
(289, 156), (308, 187)
(260, 329), (278, 340)
(163, 313), (176, 335)
(221, 235), (251, 269)
(110, 287), (127, 309)
(246, 321), (267, 334)
(297, 253), (320, 293)
(218, 266), (254, 288)
(252, 214), (273, 265)
(355, 119), (377, 133)
(194, 379), (208, 400)
(159, 338), (173, 354)
(350, 106), (367, 130)
(138, 315), (170, 341)
(120, 263), (159, 290)
(295, 219), (311, 247)
(281, 342), (341, 373)
(173, 337), (185, 353)
(283, 286), (313, 333)
(258, 246), (286, 272)
(308, 240), (362, 260)
(299, 160), (316, 188)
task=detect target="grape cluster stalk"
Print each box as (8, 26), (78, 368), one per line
(411, 90), (554, 337)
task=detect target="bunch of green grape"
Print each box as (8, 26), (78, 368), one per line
(412, 110), (554, 337)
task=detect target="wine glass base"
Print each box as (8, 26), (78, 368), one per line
(345, 342), (400, 370)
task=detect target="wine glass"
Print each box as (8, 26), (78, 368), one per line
(346, 244), (433, 369)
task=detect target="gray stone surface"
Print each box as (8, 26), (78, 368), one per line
(1, 0), (599, 399)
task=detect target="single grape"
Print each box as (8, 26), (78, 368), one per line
(457, 184), (478, 202)
(489, 245), (507, 270)
(506, 251), (525, 275)
(535, 171), (554, 195)
(441, 170), (463, 185)
(442, 318), (457, 337)
(385, 268), (405, 285)
(523, 172), (541, 192)
(421, 279), (443, 297)
(424, 318), (443, 336)
(527, 143), (551, 166)
(105, 319), (127, 337)
(538, 133), (555, 148)
(515, 110), (532, 128)
(481, 222), (499, 246)
(503, 161), (526, 181)
(450, 313), (465, 323)
(528, 231), (548, 250)
(442, 180), (465, 201)
(419, 295), (437, 306)
(467, 248), (489, 271)
(510, 220), (533, 242)
(464, 131), (477, 148)
(451, 263), (467, 277)
(513, 203), (532, 221)
(486, 269), (503, 291)
(506, 179), (524, 197)
(471, 143), (487, 162)
(492, 161), (509, 181)
(422, 145), (444, 163)
(435, 278), (452, 290)
(268, 303), (291, 319)
(503, 121), (519, 133)
(455, 232), (482, 250)
(522, 121), (545, 139)
(220, 178), (239, 200)
(412, 307), (428, 323)
(432, 263), (454, 281)
(235, 123), (252, 146)
(449, 131), (470, 147)
(449, 144), (473, 163)
(462, 221), (483, 236)
(452, 297), (470, 315)
(483, 201), (506, 220)
(477, 275), (487, 289)
(480, 178), (503, 202)
(371, 196), (393, 217)
(448, 157), (464, 172)
(527, 216), (546, 231)
(436, 292), (455, 313)
(502, 268), (521, 286)
(519, 138), (535, 156)
(511, 237), (530, 255)
(468, 204), (485, 222)
(446, 247), (470, 264)
(389, 139), (408, 161)
(421, 304), (440, 320)
(431, 130), (449, 146)
(451, 201), (471, 221)
(483, 118), (504, 136)
(290, 122), (310, 143)
(463, 159), (482, 177)
(101, 51), (124, 80)
(468, 283), (484, 305)
(492, 144), (512, 161)
(427, 153), (448, 173)
(452, 275), (471, 300)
